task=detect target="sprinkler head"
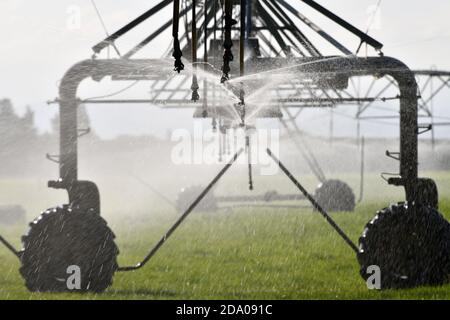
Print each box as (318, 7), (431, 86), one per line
(174, 59), (185, 73)
(172, 43), (184, 73)
(191, 90), (200, 102)
(220, 74), (229, 83)
(191, 76), (200, 101)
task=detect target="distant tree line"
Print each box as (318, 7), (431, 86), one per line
(0, 98), (40, 163)
(0, 98), (94, 176)
(0, 98), (166, 177)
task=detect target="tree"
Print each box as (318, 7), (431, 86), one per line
(0, 99), (39, 169)
(20, 106), (37, 139)
(0, 99), (26, 146)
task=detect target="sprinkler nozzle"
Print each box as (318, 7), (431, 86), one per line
(191, 90), (200, 102)
(172, 39), (184, 73)
(174, 59), (184, 73)
(191, 76), (200, 102)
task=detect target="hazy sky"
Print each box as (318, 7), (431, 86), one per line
(1, 0), (450, 139)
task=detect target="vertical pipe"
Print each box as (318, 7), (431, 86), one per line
(356, 118), (361, 149)
(202, 0), (208, 116)
(246, 0), (252, 38)
(59, 99), (78, 184)
(246, 135), (254, 190)
(430, 76), (435, 150)
(212, 0), (217, 129)
(240, 0), (252, 189)
(398, 76), (418, 203)
(358, 136), (365, 203)
(62, 104), (77, 183)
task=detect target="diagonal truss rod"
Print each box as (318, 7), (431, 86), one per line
(299, 0), (383, 51)
(118, 148), (244, 272)
(256, 1), (290, 56)
(267, 148), (359, 253)
(276, 0), (352, 55)
(123, 2), (194, 59)
(266, 0), (321, 56)
(91, 0), (381, 59)
(92, 0), (173, 54)
(117, 146), (358, 273)
(353, 71), (450, 122)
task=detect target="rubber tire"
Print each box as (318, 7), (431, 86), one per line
(176, 185), (218, 213)
(314, 180), (356, 212)
(20, 206), (118, 292)
(358, 202), (450, 289)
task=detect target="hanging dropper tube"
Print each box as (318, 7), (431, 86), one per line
(172, 0), (184, 73)
(191, 0), (200, 101)
(239, 0), (246, 126)
(202, 0), (208, 117)
(221, 0), (236, 83)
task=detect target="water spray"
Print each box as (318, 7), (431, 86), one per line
(3, 0), (447, 293)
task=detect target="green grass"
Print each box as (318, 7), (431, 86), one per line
(0, 172), (450, 300)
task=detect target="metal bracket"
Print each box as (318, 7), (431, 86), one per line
(78, 128), (91, 138)
(381, 172), (402, 184)
(0, 235), (21, 259)
(385, 150), (400, 161)
(417, 124), (432, 135)
(46, 153), (60, 164)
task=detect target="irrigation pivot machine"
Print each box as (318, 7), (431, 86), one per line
(1, 0), (450, 292)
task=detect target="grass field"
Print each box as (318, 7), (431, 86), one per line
(1, 171), (450, 300)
